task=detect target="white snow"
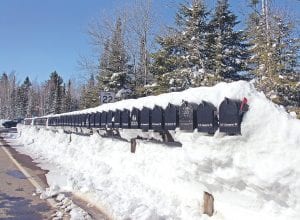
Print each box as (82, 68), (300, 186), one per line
(9, 81), (300, 219)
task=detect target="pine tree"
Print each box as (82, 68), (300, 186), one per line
(45, 71), (64, 114)
(97, 18), (133, 100)
(151, 0), (211, 93)
(15, 77), (32, 118)
(64, 80), (73, 112)
(151, 31), (184, 77)
(209, 0), (250, 80)
(0, 73), (9, 118)
(80, 74), (99, 109)
(176, 0), (210, 71)
(246, 0), (299, 108)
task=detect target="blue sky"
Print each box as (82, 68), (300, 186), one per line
(0, 0), (299, 83)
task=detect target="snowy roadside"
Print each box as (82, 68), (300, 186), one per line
(1, 131), (96, 220)
(13, 81), (300, 220)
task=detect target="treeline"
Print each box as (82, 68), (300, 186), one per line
(0, 71), (79, 119)
(81, 0), (299, 108)
(1, 0), (299, 119)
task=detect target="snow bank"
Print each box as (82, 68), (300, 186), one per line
(16, 81), (300, 220)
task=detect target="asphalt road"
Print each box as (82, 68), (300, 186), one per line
(0, 128), (57, 219)
(0, 127), (110, 220)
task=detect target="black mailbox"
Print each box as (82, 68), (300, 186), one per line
(219, 98), (248, 135)
(197, 101), (218, 134)
(140, 107), (152, 131)
(95, 112), (101, 128)
(179, 101), (197, 131)
(65, 116), (68, 126)
(86, 114), (91, 128)
(67, 116), (70, 126)
(107, 111), (114, 128)
(151, 105), (164, 131)
(121, 109), (130, 129)
(89, 113), (95, 128)
(80, 114), (85, 127)
(164, 103), (179, 130)
(114, 110), (121, 128)
(81, 114), (87, 127)
(70, 115), (74, 127)
(75, 115), (79, 127)
(100, 111), (107, 128)
(130, 108), (140, 129)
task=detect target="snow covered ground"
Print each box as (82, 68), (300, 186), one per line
(12, 81), (300, 219)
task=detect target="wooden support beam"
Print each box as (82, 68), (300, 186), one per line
(130, 138), (137, 153)
(203, 191), (214, 217)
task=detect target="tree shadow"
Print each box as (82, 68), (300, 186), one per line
(0, 192), (51, 220)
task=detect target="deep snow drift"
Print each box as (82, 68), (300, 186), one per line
(14, 81), (300, 220)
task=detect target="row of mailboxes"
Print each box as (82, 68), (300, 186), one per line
(46, 98), (248, 135)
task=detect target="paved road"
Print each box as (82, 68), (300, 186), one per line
(0, 127), (110, 220)
(0, 128), (56, 219)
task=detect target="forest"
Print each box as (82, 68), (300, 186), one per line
(0, 0), (299, 119)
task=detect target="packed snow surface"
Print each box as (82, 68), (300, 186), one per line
(15, 81), (300, 220)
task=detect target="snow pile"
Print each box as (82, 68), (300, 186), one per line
(16, 81), (300, 220)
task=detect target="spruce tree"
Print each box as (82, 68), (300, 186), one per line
(80, 74), (99, 109)
(45, 71), (64, 114)
(97, 18), (133, 100)
(151, 0), (211, 93)
(209, 0), (250, 80)
(64, 80), (73, 112)
(246, 1), (299, 108)
(15, 77), (32, 118)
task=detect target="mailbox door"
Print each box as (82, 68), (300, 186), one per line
(152, 106), (164, 131)
(219, 99), (241, 134)
(164, 104), (178, 130)
(121, 110), (130, 128)
(179, 103), (196, 131)
(130, 108), (140, 129)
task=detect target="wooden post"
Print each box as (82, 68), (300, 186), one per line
(203, 191), (214, 216)
(130, 138), (136, 153)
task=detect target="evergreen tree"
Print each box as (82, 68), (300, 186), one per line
(16, 77), (32, 118)
(151, 0), (211, 93)
(80, 74), (99, 109)
(45, 71), (64, 114)
(97, 18), (133, 100)
(176, 0), (210, 70)
(246, 1), (299, 107)
(151, 31), (184, 77)
(64, 80), (73, 112)
(209, 0), (250, 80)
